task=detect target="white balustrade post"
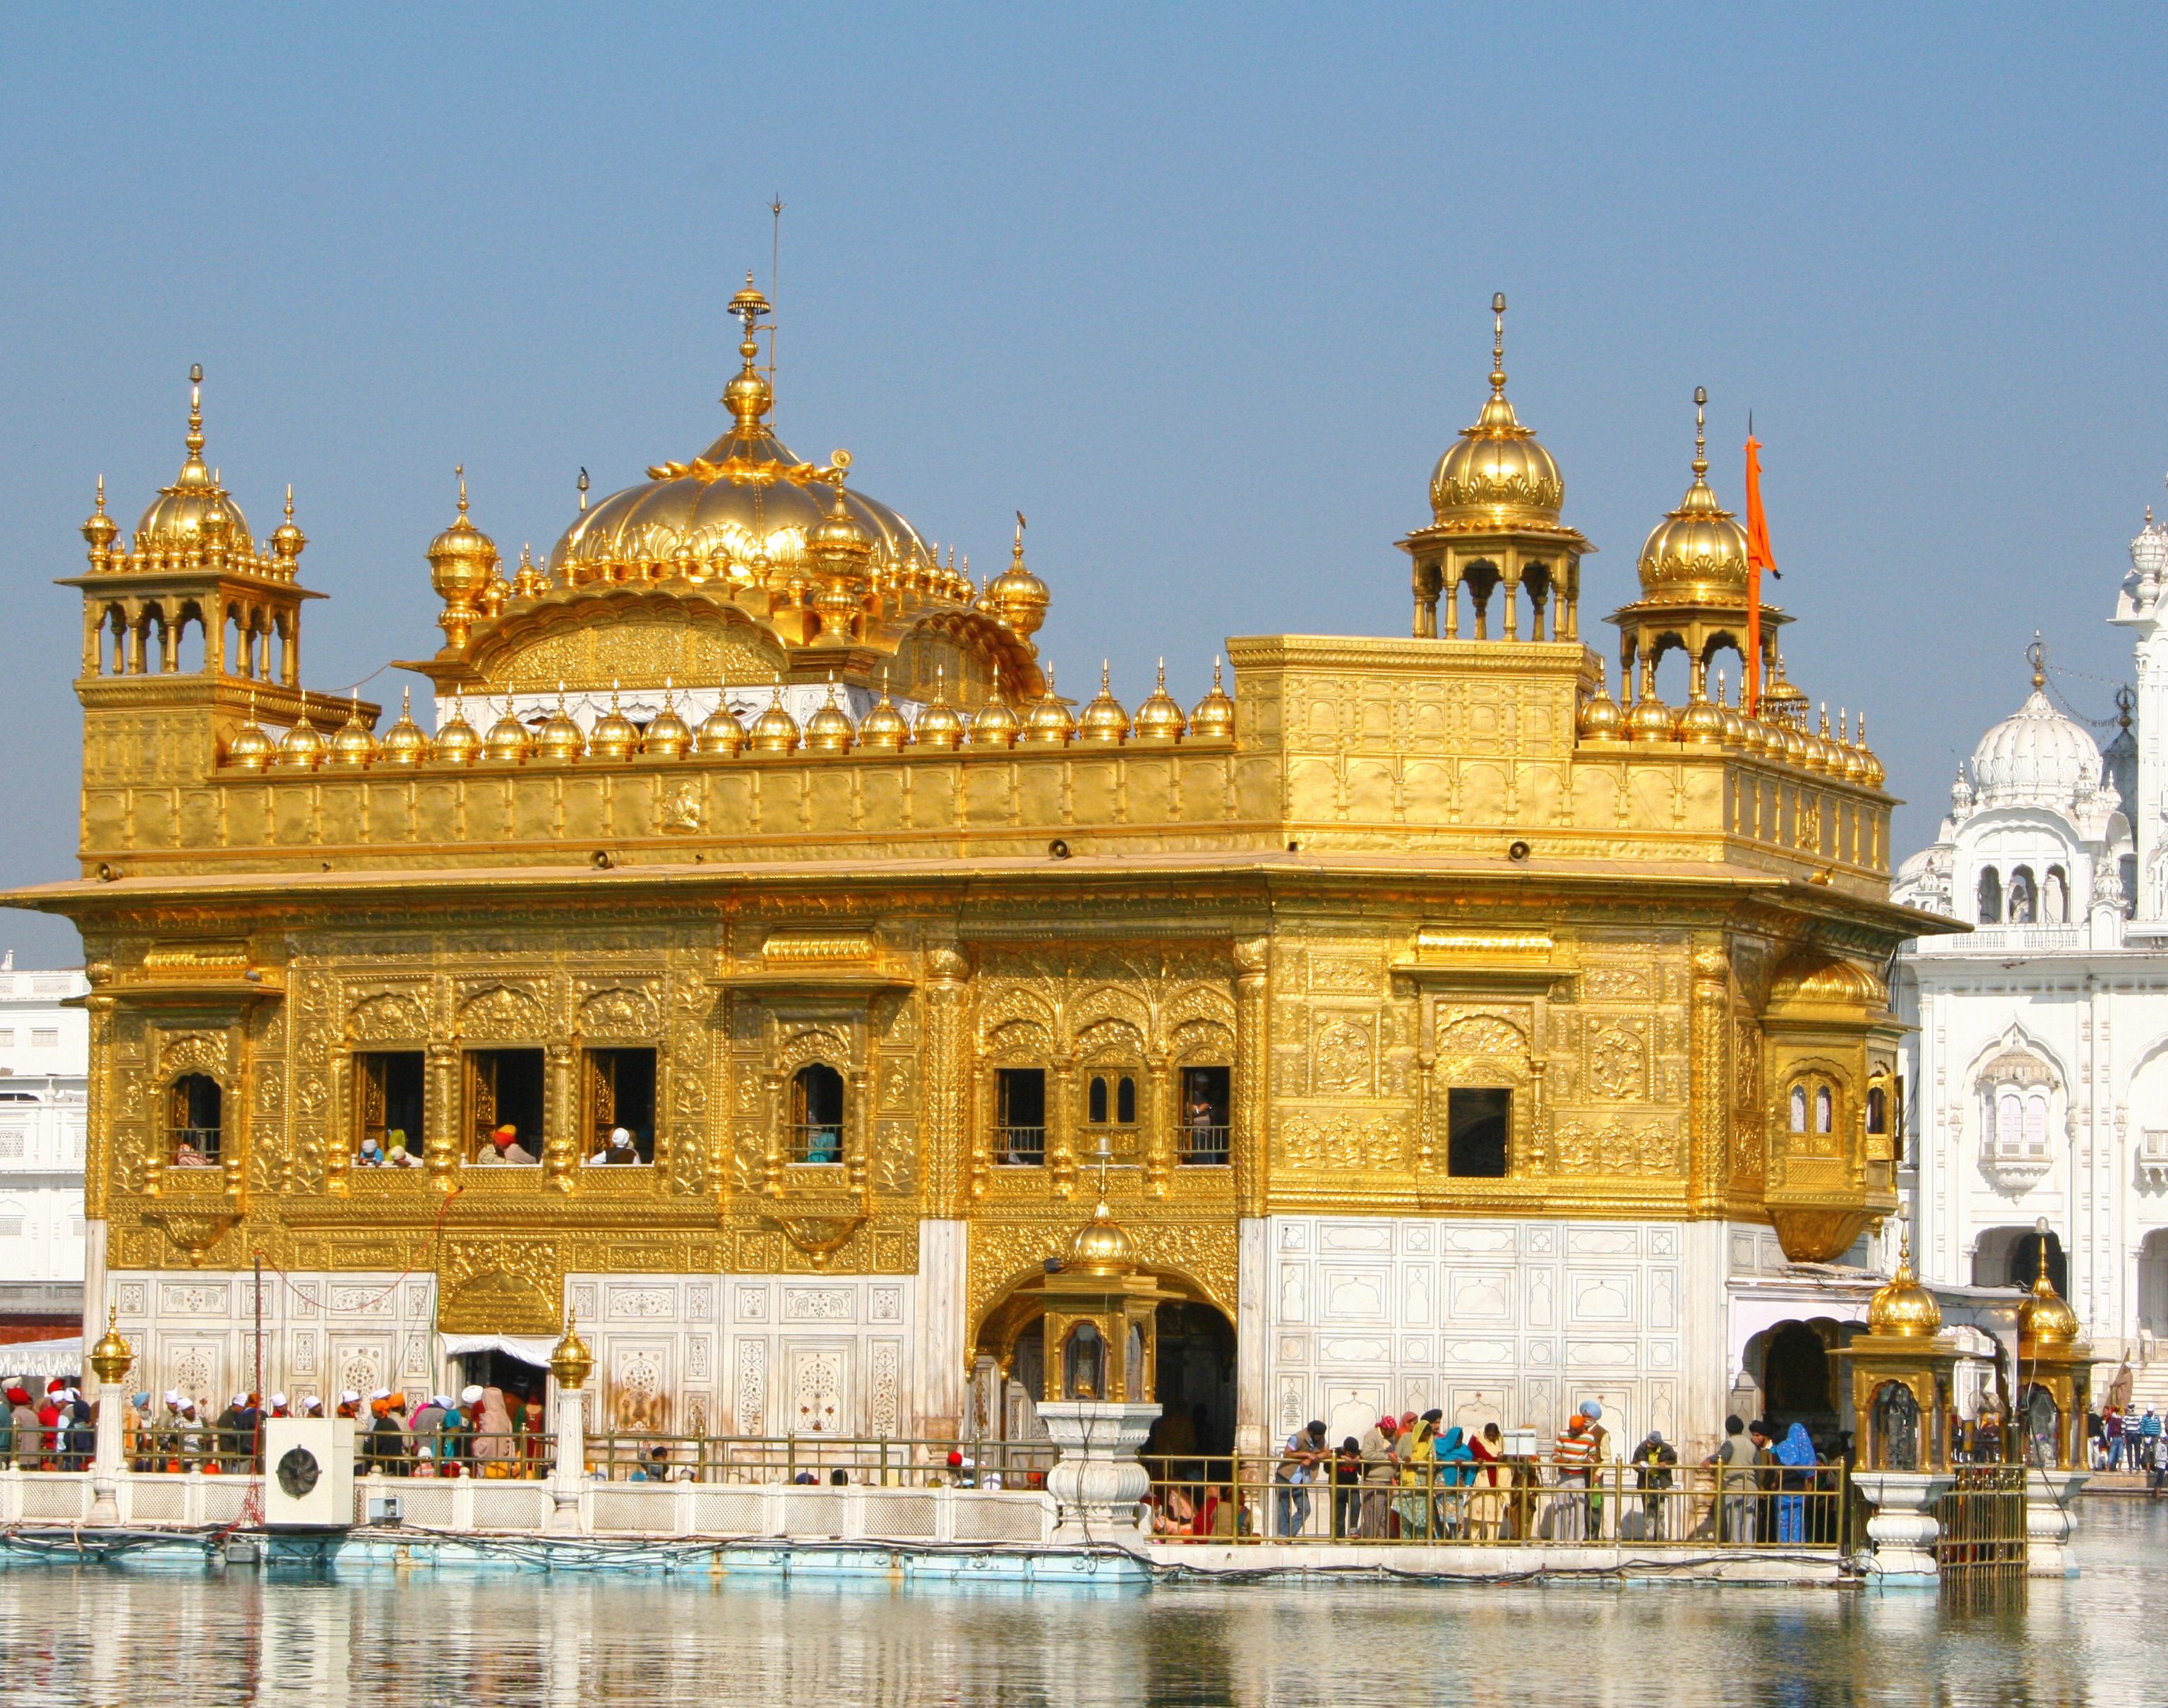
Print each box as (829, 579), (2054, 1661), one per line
(1851, 1470), (1954, 1582)
(87, 1309), (133, 1527)
(546, 1314), (592, 1537)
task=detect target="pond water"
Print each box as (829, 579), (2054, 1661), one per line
(0, 1499), (2157, 1706)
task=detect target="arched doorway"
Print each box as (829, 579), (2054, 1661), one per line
(1144, 1301), (1236, 1460)
(1975, 1225), (2067, 1296)
(2140, 1230), (2168, 1337)
(1759, 1320), (1839, 1442)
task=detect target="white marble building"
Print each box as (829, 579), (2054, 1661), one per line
(0, 962), (88, 1335)
(1892, 496), (2168, 1404)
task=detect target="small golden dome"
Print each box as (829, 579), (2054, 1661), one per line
(988, 515), (1050, 638)
(812, 480), (872, 557)
(1576, 658), (1625, 741)
(806, 680), (858, 753)
(914, 670), (965, 752)
(536, 684), (586, 762)
(482, 697), (533, 764)
(1856, 714), (1886, 790)
(511, 543), (549, 601)
(1132, 659), (1187, 745)
(378, 689), (432, 766)
(427, 468), (500, 606)
(1021, 665), (1077, 747)
(273, 709), (328, 771)
(1067, 1199), (1138, 1277)
(270, 485), (306, 570)
(134, 368), (258, 558)
(433, 695), (482, 766)
(1835, 711), (1869, 786)
(226, 694), (276, 771)
(966, 667), (1022, 749)
(1189, 657), (1236, 741)
(643, 682), (693, 758)
(326, 694), (379, 769)
(81, 476), (119, 557)
(1803, 706), (1840, 775)
(549, 1311), (594, 1392)
(88, 1307), (133, 1387)
(1867, 1235), (1942, 1338)
(1429, 296), (1564, 528)
(1625, 687), (1676, 743)
(858, 677), (912, 751)
(1739, 709), (1776, 759)
(2018, 1237), (2081, 1348)
(1677, 686), (1727, 747)
(1077, 663), (1131, 746)
(1714, 675), (1748, 747)
(748, 684), (801, 754)
(588, 682), (640, 761)
(695, 683), (747, 757)
(1638, 390), (1749, 601)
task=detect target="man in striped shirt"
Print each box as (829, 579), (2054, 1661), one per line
(1552, 1416), (1595, 1541)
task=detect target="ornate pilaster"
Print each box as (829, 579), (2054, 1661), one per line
(1688, 938), (1730, 1213)
(921, 937), (969, 1217)
(425, 1042), (459, 1191)
(1233, 936), (1269, 1220)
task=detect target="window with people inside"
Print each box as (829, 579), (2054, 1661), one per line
(167, 1073), (223, 1168)
(789, 1063), (846, 1164)
(1786, 1073), (1841, 1153)
(1976, 861), (2071, 927)
(466, 1048), (545, 1166)
(353, 1051), (426, 1169)
(990, 1062), (1235, 1167)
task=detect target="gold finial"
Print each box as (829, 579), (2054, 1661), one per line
(1101, 660), (1112, 695)
(1692, 385), (1708, 480)
(577, 467), (589, 512)
(1214, 656), (1226, 692)
(1490, 291), (1507, 396)
(285, 484), (294, 521)
(456, 464), (469, 519)
(2028, 634), (2046, 691)
(89, 1305), (132, 1386)
(186, 363), (204, 456)
(95, 474), (107, 516)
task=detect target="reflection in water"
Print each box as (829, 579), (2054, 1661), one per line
(0, 1501), (2157, 1706)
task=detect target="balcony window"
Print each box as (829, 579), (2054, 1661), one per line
(353, 1051), (425, 1167)
(789, 1064), (846, 1164)
(466, 1049), (544, 1165)
(995, 1068), (1046, 1165)
(1082, 1072), (1139, 1162)
(583, 1047), (657, 1165)
(1180, 1066), (1231, 1165)
(168, 1073), (223, 1167)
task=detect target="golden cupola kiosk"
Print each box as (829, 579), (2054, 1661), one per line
(2013, 1220), (2092, 1577)
(1845, 1225), (1963, 1582)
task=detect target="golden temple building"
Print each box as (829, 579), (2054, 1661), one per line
(11, 286), (1929, 1458)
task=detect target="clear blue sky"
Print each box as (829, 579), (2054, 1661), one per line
(4, 6), (2162, 963)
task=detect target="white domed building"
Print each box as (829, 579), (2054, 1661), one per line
(1892, 498), (2168, 1407)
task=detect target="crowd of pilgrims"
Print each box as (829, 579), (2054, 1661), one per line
(355, 1386), (547, 1476)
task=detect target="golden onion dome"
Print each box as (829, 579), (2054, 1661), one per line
(536, 685), (587, 762)
(694, 685), (747, 757)
(270, 486), (306, 570)
(1803, 707), (1839, 775)
(1856, 715), (1886, 789)
(482, 697), (533, 764)
(81, 476), (119, 556)
(1067, 1199), (1138, 1277)
(1021, 666), (1077, 747)
(512, 543), (549, 601)
(1077, 663), (1132, 746)
(1189, 657), (1236, 741)
(1739, 709), (1775, 759)
(273, 709), (328, 771)
(1576, 658), (1626, 742)
(226, 694), (277, 772)
(1132, 660), (1187, 745)
(2018, 1237), (2082, 1348)
(1625, 687), (1676, 743)
(326, 694), (379, 769)
(1867, 1235), (1942, 1338)
(589, 683), (640, 761)
(427, 469), (500, 604)
(88, 1307), (133, 1387)
(913, 670), (965, 752)
(987, 516), (1050, 638)
(748, 685), (801, 754)
(1715, 678), (1749, 747)
(1637, 389), (1749, 602)
(1835, 711), (1870, 786)
(858, 678), (912, 751)
(1429, 295), (1564, 528)
(378, 689), (432, 766)
(811, 480), (872, 557)
(433, 695), (482, 766)
(643, 683), (693, 758)
(136, 369), (257, 557)
(547, 279), (935, 589)
(549, 1311), (594, 1393)
(966, 667), (1022, 749)
(805, 680), (858, 753)
(1677, 687), (1727, 747)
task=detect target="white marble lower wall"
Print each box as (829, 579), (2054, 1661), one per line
(1258, 1215), (1739, 1460)
(568, 1273), (918, 1442)
(102, 1270), (439, 1409)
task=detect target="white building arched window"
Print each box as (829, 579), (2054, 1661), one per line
(1977, 868), (2003, 924)
(2007, 866), (2037, 925)
(2043, 865), (2068, 925)
(1977, 1037), (2057, 1193)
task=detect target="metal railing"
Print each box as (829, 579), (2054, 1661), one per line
(582, 1433), (1057, 1488)
(1180, 1124), (1230, 1165)
(995, 1125), (1046, 1166)
(1141, 1456), (1851, 1547)
(786, 1123), (844, 1164)
(354, 1429), (554, 1479)
(1935, 1464), (2028, 1579)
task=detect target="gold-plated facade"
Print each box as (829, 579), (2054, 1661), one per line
(20, 303), (1945, 1438)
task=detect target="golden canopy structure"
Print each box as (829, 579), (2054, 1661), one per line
(16, 289), (1947, 1460)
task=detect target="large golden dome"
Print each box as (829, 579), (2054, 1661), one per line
(134, 367), (256, 556)
(1428, 295), (1565, 529)
(1637, 389), (1749, 600)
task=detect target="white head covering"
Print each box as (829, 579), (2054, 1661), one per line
(460, 1385), (485, 1406)
(340, 1390), (362, 1406)
(301, 1397), (323, 1414)
(610, 1126), (634, 1147)
(269, 1393), (287, 1409)
(370, 1388), (392, 1402)
(232, 1393), (248, 1408)
(164, 1390), (182, 1407)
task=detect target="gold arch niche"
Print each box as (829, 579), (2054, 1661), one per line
(971, 1258), (1229, 1381)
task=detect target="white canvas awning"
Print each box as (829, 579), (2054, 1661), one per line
(437, 1333), (556, 1369)
(0, 1337), (81, 1380)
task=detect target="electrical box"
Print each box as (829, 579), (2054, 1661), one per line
(261, 1417), (355, 1529)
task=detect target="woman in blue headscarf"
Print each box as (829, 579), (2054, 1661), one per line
(1773, 1421), (1816, 1542)
(1433, 1426), (1475, 1537)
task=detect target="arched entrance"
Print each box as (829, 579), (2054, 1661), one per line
(1975, 1225), (2067, 1297)
(1746, 1318), (1843, 1443)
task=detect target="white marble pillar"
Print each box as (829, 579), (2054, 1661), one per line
(1235, 1216), (1269, 1457)
(88, 1386), (125, 1524)
(2025, 1467), (2090, 1577)
(1040, 1399), (1158, 1541)
(1681, 1221), (1730, 1457)
(916, 1218), (968, 1438)
(1852, 1470), (1953, 1582)
(549, 1387), (587, 1535)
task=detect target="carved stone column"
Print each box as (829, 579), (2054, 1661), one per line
(921, 938), (969, 1218)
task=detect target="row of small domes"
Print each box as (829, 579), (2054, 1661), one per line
(1574, 661), (1886, 787)
(225, 661), (1238, 771)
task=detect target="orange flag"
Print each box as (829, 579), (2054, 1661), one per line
(1743, 433), (1780, 714)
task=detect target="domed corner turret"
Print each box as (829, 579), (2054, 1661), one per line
(1427, 294), (1566, 529)
(1130, 660), (1187, 746)
(988, 513), (1050, 642)
(426, 467), (501, 650)
(1966, 642), (2107, 810)
(1188, 657), (1236, 742)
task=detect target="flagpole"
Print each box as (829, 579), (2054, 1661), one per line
(1743, 429), (1774, 715)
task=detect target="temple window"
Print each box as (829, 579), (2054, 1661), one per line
(167, 1073), (222, 1167)
(1447, 1088), (1511, 1177)
(1814, 1085), (1833, 1135)
(789, 1063), (846, 1164)
(465, 1048), (544, 1165)
(1062, 1322), (1104, 1400)
(995, 1068), (1046, 1165)
(1977, 867), (2002, 923)
(1790, 1085), (1809, 1133)
(1082, 1072), (1139, 1161)
(352, 1051), (425, 1167)
(2043, 865), (2068, 924)
(1180, 1066), (1232, 1165)
(582, 1047), (656, 1165)
(2007, 865), (2037, 925)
